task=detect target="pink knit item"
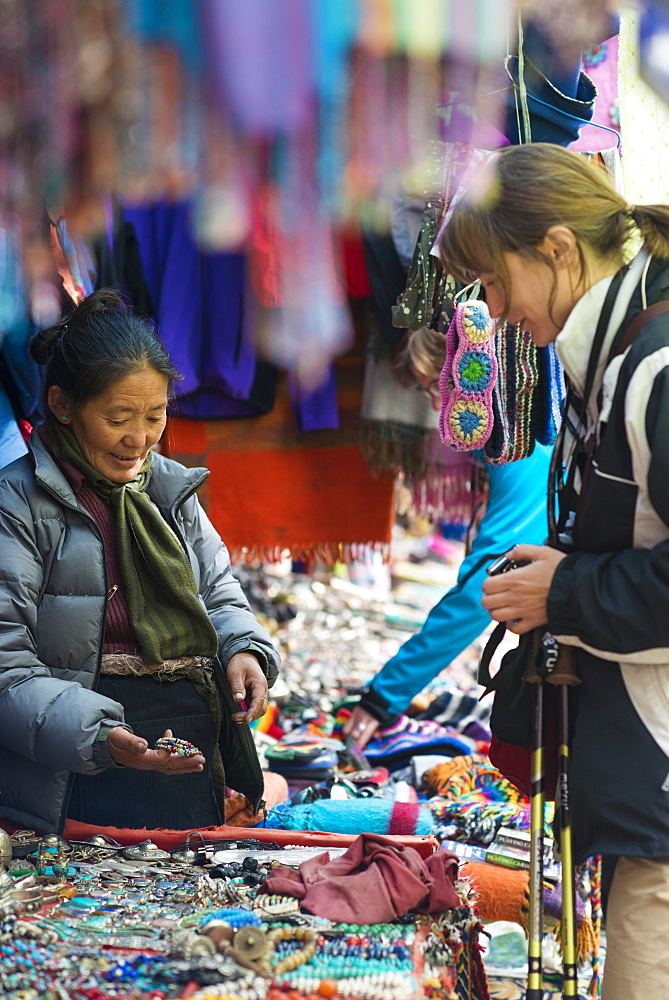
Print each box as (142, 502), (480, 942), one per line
(388, 801), (421, 835)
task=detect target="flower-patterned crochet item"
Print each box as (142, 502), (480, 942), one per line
(439, 300), (498, 450)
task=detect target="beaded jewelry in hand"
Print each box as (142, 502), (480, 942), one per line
(154, 736), (201, 757)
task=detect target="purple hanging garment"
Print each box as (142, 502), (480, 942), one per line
(124, 200), (269, 418)
(202, 0), (315, 137)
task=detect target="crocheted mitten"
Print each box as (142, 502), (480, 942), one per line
(439, 300), (497, 450)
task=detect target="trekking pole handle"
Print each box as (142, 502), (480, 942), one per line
(523, 630), (582, 686)
(523, 628), (544, 685)
(547, 643), (581, 687)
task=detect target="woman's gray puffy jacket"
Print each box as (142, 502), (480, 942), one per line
(0, 433), (280, 833)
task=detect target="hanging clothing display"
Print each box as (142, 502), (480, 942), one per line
(570, 33), (620, 153)
(92, 200), (154, 317)
(124, 200), (275, 419)
(0, 228), (39, 464)
(125, 199), (344, 430)
(360, 353), (437, 479)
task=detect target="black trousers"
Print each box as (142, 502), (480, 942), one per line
(68, 674), (222, 829)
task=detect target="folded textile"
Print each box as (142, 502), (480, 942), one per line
(260, 831), (459, 923)
(264, 732), (341, 780)
(363, 715), (478, 770)
(423, 756), (524, 801)
(262, 798), (434, 837)
(416, 686), (492, 739)
(424, 755), (539, 843)
(434, 810), (500, 848)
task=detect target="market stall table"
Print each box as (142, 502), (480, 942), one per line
(0, 830), (489, 1000)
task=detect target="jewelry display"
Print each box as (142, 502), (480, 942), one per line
(233, 924), (269, 961)
(169, 925), (218, 957)
(86, 834), (124, 850)
(154, 735), (202, 756)
(251, 894), (302, 920)
(0, 833), (481, 1000)
(8, 830), (40, 859)
(256, 924), (319, 977)
(0, 867), (15, 920)
(10, 885), (43, 914)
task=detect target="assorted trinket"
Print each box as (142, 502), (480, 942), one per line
(0, 831), (476, 1000)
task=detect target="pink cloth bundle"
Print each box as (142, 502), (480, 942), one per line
(261, 832), (460, 923)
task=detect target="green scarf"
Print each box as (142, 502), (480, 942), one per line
(48, 417), (219, 665)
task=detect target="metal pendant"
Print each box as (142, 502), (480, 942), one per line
(171, 847), (199, 864)
(123, 840), (171, 862)
(233, 925), (268, 960)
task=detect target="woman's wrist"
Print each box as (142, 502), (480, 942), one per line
(357, 687), (401, 729)
(93, 722), (132, 768)
(235, 644), (268, 671)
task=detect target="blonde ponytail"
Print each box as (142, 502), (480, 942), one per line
(628, 204), (669, 259)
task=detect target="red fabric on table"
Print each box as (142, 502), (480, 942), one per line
(0, 821), (437, 859)
(260, 832), (459, 923)
(52, 820), (438, 859)
(419, 850), (463, 914)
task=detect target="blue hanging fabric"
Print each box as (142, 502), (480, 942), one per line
(312, 0), (359, 209)
(122, 0), (203, 73)
(504, 18), (597, 147)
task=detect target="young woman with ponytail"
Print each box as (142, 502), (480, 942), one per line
(440, 142), (669, 999)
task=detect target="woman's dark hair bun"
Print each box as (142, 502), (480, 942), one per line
(29, 289), (129, 366)
(29, 324), (66, 366)
(74, 288), (127, 317)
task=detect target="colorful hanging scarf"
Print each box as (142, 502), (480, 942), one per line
(489, 323), (540, 463)
(48, 417), (219, 665)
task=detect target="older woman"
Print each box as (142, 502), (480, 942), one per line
(439, 143), (669, 1000)
(0, 289), (280, 834)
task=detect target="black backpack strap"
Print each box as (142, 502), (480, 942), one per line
(612, 299), (669, 359)
(477, 621), (510, 691)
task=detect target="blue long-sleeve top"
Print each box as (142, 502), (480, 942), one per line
(365, 444), (552, 717)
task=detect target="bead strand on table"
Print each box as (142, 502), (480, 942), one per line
(275, 969), (418, 1000)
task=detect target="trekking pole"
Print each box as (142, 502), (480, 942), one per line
(546, 644), (581, 1000)
(523, 628), (546, 1000)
